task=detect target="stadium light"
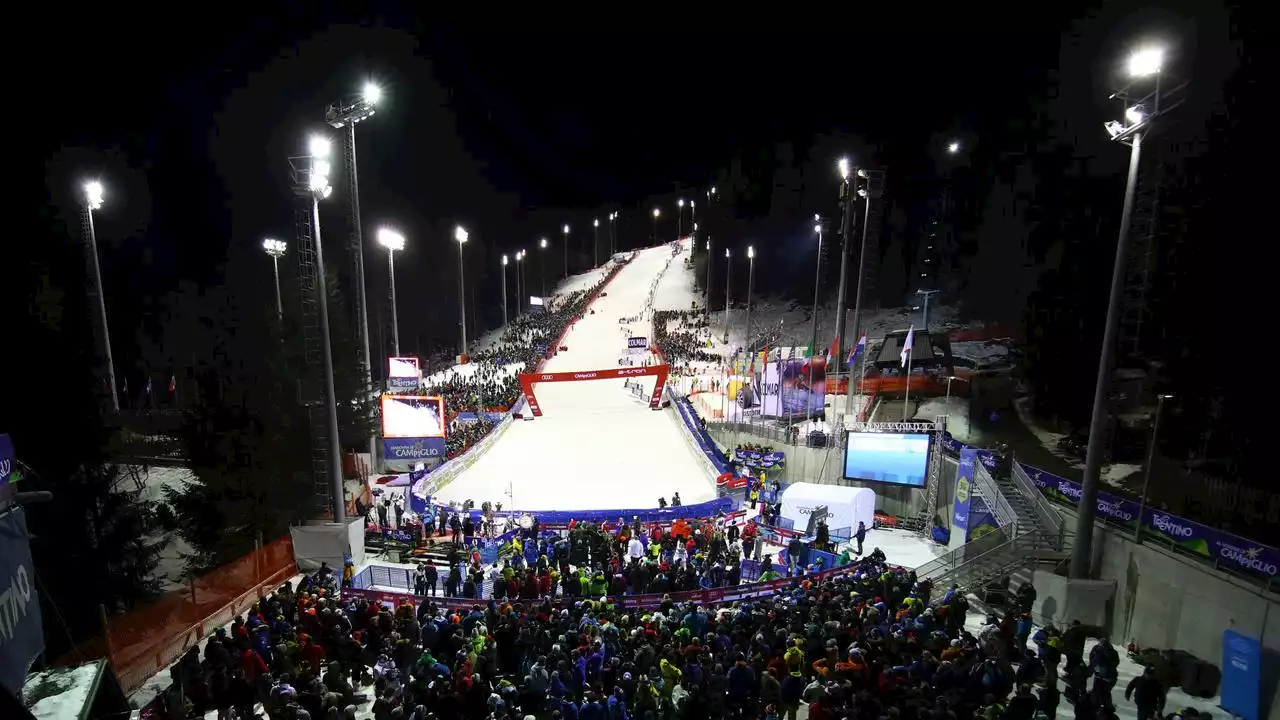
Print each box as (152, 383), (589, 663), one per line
(501, 254), (509, 326)
(1127, 45), (1164, 77)
(838, 157), (850, 180)
(80, 177), (118, 412)
(455, 226), (469, 356)
(377, 228), (406, 355)
(263, 238), (287, 323)
(562, 224), (569, 276)
(947, 141), (961, 154)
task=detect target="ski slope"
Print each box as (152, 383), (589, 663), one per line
(434, 244), (717, 511)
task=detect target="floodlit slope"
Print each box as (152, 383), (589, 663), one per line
(434, 244), (716, 511)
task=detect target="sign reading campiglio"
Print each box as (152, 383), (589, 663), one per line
(1022, 464), (1279, 579)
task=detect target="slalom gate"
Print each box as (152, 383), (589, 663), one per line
(518, 363), (669, 416)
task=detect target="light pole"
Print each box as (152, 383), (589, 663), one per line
(745, 246), (756, 355)
(515, 249), (525, 314)
(592, 218), (600, 268)
(455, 226), (469, 357)
(652, 207), (661, 243)
(539, 237), (548, 296)
(376, 228), (405, 356)
(915, 289), (939, 331)
(833, 161), (856, 371)
(1071, 44), (1166, 579)
(294, 133), (344, 522)
(324, 82), (381, 432)
(501, 254), (509, 326)
(844, 162), (876, 419)
(947, 140), (961, 154)
(945, 375), (958, 404)
(705, 237), (713, 327)
(562, 224), (570, 278)
(1134, 393), (1173, 542)
(677, 198), (685, 239)
(608, 211), (618, 254)
(722, 248), (732, 344)
(690, 200), (696, 240)
(263, 238), (287, 324)
(81, 180), (119, 413)
(808, 217), (824, 366)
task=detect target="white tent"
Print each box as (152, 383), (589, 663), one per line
(779, 483), (876, 539)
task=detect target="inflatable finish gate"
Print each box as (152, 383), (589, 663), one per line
(519, 364), (669, 417)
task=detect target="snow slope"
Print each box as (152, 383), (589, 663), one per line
(433, 244), (717, 511)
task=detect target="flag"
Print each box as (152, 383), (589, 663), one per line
(846, 333), (867, 367)
(168, 374), (176, 393)
(121, 377), (128, 396)
(825, 334), (840, 364)
(900, 325), (915, 368)
(145, 377), (152, 396)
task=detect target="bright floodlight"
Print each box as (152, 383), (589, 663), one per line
(593, 218), (599, 227)
(947, 141), (961, 154)
(262, 238), (287, 257)
(84, 180), (105, 209)
(710, 186), (717, 195)
(814, 224), (822, 233)
(308, 134), (331, 159)
(363, 82), (382, 105)
(312, 159), (331, 180)
(652, 207), (660, 218)
(838, 157), (850, 180)
(562, 224), (570, 234)
(377, 228), (406, 251)
(725, 248), (731, 257)
(454, 226), (468, 244)
(814, 213), (821, 222)
(678, 199), (685, 208)
(502, 254), (509, 265)
(1125, 105), (1146, 125)
(540, 237), (548, 249)
(747, 246), (754, 259)
(1127, 46), (1164, 77)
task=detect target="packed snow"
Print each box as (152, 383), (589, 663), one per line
(433, 244), (717, 511)
(24, 661), (103, 720)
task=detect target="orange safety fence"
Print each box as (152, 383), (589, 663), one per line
(59, 536), (298, 695)
(831, 374), (970, 397)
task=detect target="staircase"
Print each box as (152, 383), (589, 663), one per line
(916, 460), (1068, 601)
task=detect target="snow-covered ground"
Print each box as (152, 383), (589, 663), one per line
(434, 243), (718, 512)
(951, 338), (1014, 369)
(1011, 397), (1143, 482)
(419, 360), (526, 388)
(24, 660), (105, 719)
(117, 464), (196, 591)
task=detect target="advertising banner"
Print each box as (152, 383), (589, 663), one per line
(758, 357), (826, 417)
(1220, 629), (1262, 720)
(0, 434), (12, 485)
(938, 433), (999, 472)
(387, 357), (420, 378)
(388, 377), (420, 392)
(383, 437), (447, 462)
(1020, 463), (1280, 581)
(952, 448), (976, 533)
(0, 506), (44, 697)
(628, 337), (649, 350)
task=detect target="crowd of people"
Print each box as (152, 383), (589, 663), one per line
(146, 538), (1189, 720)
(653, 308), (719, 365)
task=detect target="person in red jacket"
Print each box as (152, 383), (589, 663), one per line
(298, 633), (325, 671)
(236, 646), (268, 683)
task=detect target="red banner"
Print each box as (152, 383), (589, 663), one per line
(519, 364), (669, 417)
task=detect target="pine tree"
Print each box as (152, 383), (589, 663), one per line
(169, 265), (376, 573)
(6, 206), (164, 656)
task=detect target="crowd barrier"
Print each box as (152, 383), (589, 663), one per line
(1019, 462), (1279, 584)
(57, 537), (298, 694)
(668, 391), (733, 477)
(341, 554), (879, 613)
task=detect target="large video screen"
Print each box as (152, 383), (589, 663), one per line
(381, 395), (446, 438)
(843, 431), (932, 487)
(388, 357), (420, 378)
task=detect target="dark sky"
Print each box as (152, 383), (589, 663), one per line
(37, 2), (1228, 364)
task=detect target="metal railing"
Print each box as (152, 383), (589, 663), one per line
(915, 526), (1013, 582)
(1011, 460), (1066, 550)
(972, 462), (1019, 534)
(916, 526), (1051, 600)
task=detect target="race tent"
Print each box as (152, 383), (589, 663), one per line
(779, 483), (875, 540)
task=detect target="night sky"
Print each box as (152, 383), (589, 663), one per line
(36, 2), (1239, 372)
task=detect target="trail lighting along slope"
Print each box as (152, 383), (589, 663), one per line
(434, 246), (716, 511)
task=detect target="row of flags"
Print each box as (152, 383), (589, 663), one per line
(120, 374), (178, 396)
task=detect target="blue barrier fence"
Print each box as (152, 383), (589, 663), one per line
(670, 394), (734, 476)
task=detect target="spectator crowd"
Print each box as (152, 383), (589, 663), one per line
(146, 537), (1190, 720)
(653, 308), (718, 365)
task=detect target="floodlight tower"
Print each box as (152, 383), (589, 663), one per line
(677, 198), (686, 238)
(539, 238), (548, 296)
(592, 218), (600, 268)
(262, 238), (288, 323)
(652, 207), (661, 243)
(326, 82), (380, 459)
(562, 224), (570, 277)
(289, 134), (344, 522)
(376, 228), (405, 356)
(515, 249), (525, 315)
(501, 254), (510, 326)
(455, 226), (470, 357)
(1073, 43), (1180, 579)
(608, 211), (618, 254)
(81, 180), (119, 413)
